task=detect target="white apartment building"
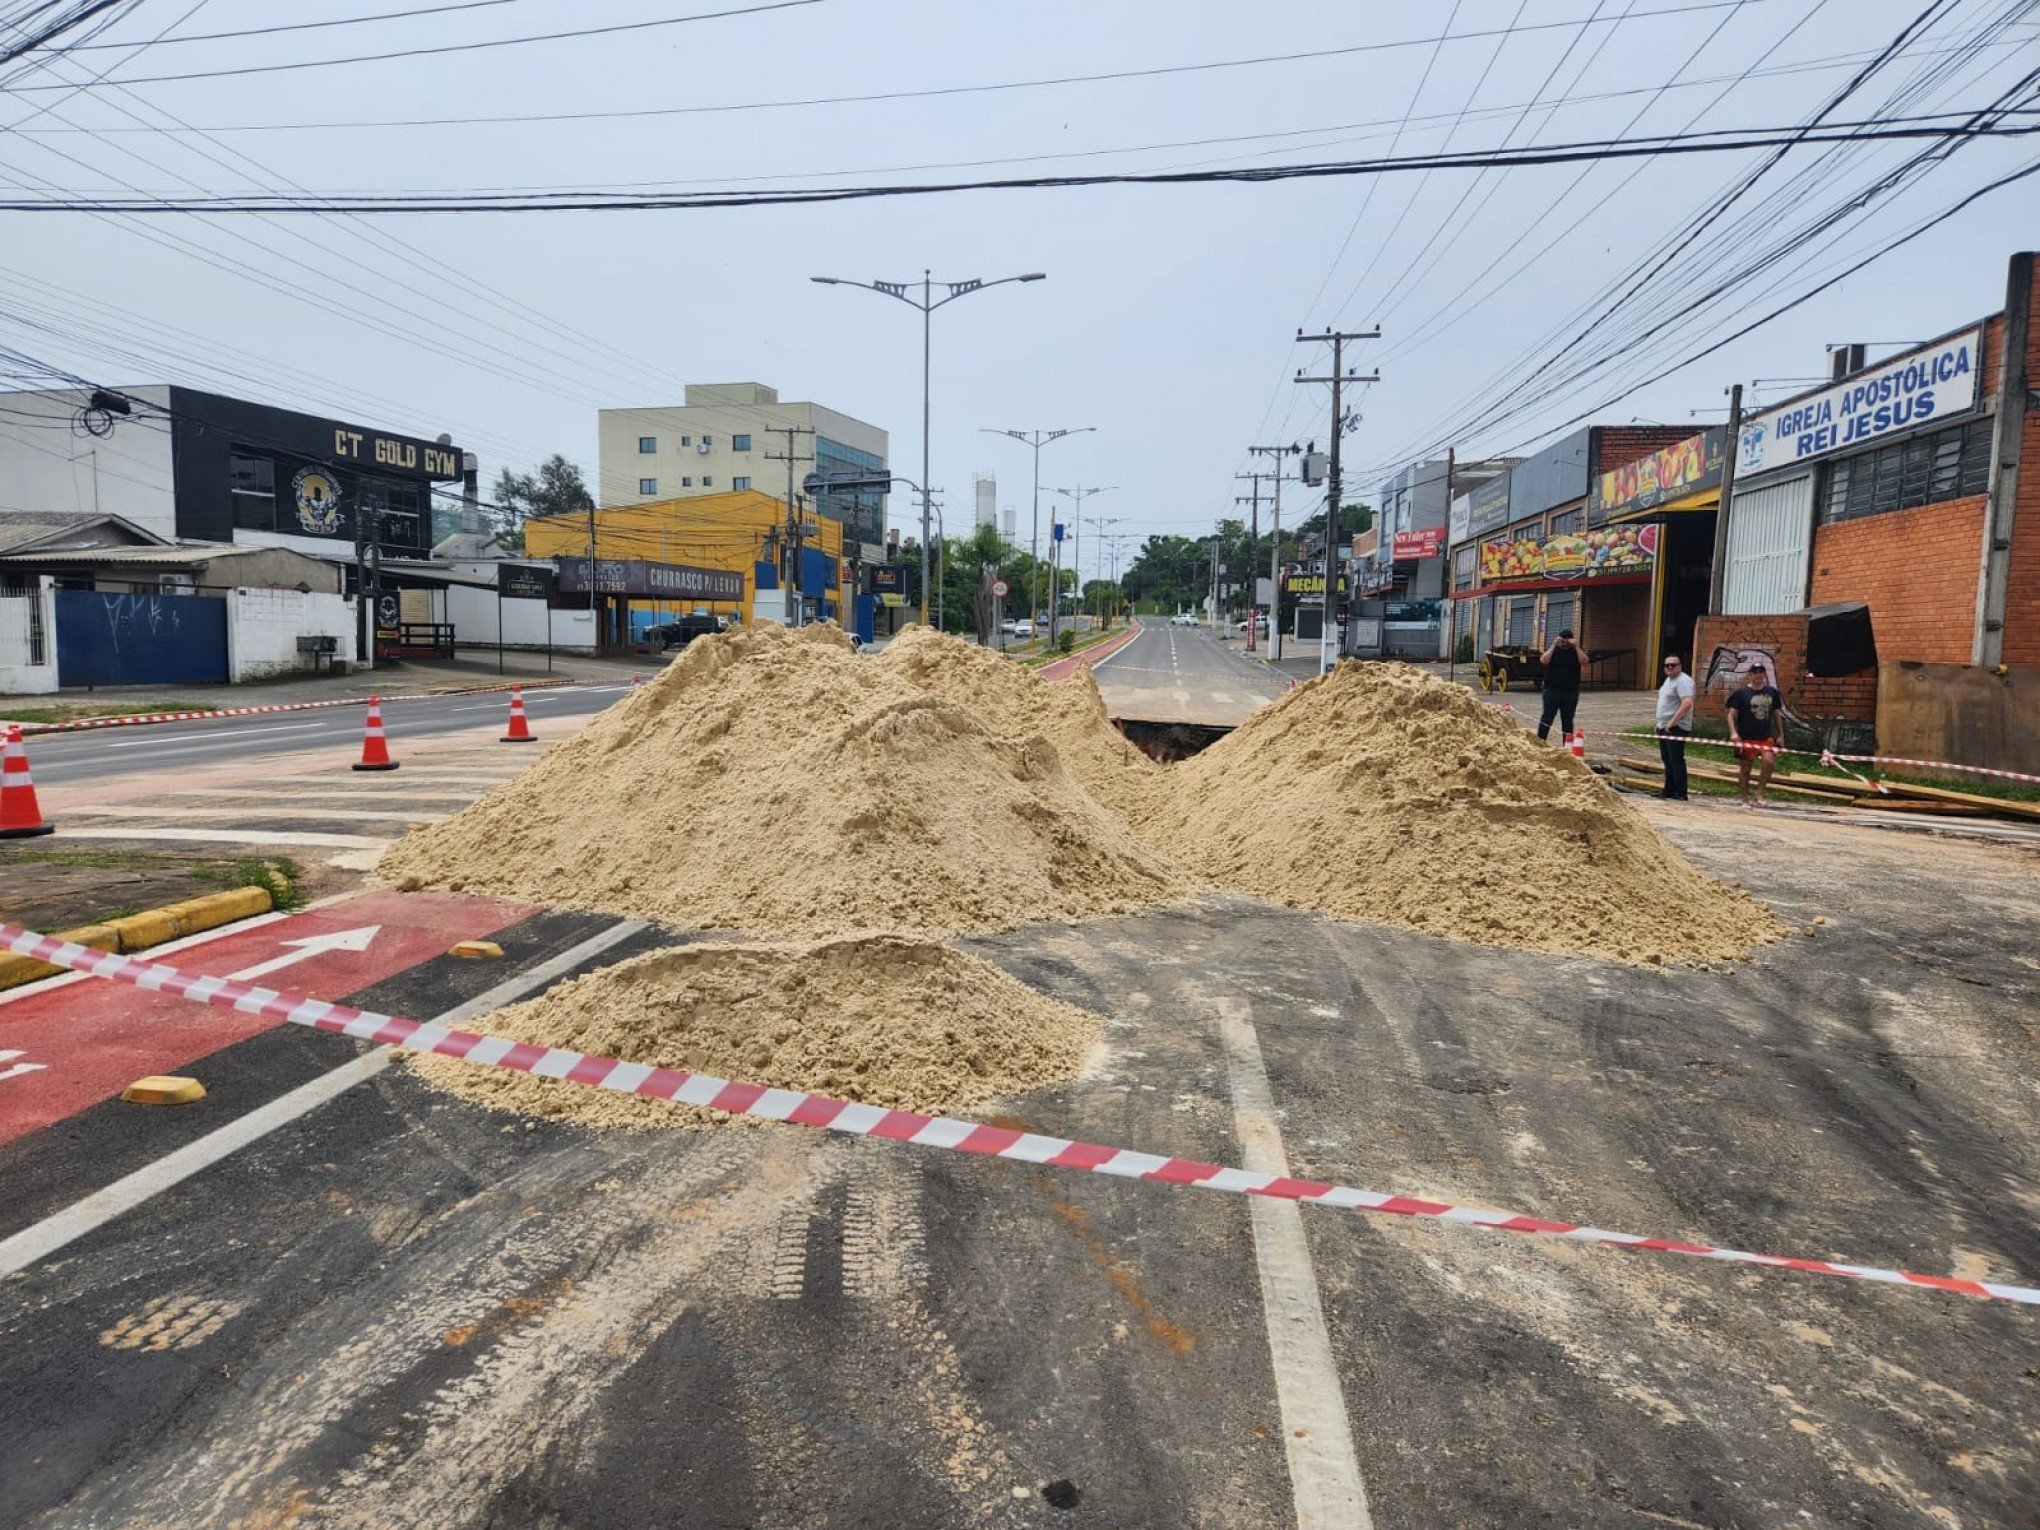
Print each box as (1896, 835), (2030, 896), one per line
(974, 473), (997, 532)
(598, 383), (890, 556)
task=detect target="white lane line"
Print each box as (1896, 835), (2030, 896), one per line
(57, 829), (388, 849)
(1218, 1001), (1372, 1530)
(0, 918), (649, 1279)
(64, 806), (446, 825)
(102, 723), (338, 751)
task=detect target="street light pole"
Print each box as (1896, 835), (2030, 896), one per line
(812, 270), (1047, 626)
(1049, 485), (1117, 639)
(984, 427), (1095, 627)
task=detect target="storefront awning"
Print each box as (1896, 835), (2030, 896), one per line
(1605, 487), (1719, 525)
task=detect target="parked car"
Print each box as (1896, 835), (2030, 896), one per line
(999, 617), (1018, 634)
(1012, 619), (1035, 639)
(647, 612), (722, 650)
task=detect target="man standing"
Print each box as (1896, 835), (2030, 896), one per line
(1655, 654), (1695, 800)
(1537, 627), (1582, 743)
(1726, 669), (1784, 807)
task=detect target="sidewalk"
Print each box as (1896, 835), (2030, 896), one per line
(2, 649), (664, 723)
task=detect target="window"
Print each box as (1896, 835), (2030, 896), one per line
(732, 434), (751, 452)
(639, 478), (658, 495)
(229, 452), (275, 530)
(702, 475), (714, 487)
(1451, 544), (1476, 593)
(732, 476), (752, 491)
(680, 435), (692, 447)
(360, 479), (423, 549)
(680, 476), (693, 487)
(1819, 416), (1992, 525)
(701, 435), (714, 449)
(637, 436), (657, 454)
(1547, 506), (1584, 536)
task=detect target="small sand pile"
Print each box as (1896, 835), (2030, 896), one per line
(377, 621), (1185, 938)
(878, 625), (1160, 820)
(1131, 662), (1780, 964)
(408, 936), (1103, 1130)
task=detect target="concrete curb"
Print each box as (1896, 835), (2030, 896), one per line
(0, 884), (275, 991)
(9, 676), (589, 738)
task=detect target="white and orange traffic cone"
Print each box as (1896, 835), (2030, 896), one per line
(0, 724), (53, 839)
(631, 674), (642, 691)
(1567, 729), (1586, 761)
(501, 685), (536, 743)
(353, 697), (399, 772)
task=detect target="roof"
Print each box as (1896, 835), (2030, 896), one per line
(0, 541), (317, 567)
(0, 510), (166, 557)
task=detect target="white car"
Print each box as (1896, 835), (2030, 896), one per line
(999, 617), (1017, 634)
(1012, 619), (1035, 639)
(1171, 613), (1197, 626)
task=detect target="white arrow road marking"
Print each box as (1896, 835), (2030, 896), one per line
(224, 926), (381, 983)
(0, 1048), (48, 1084)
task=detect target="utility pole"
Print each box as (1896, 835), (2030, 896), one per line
(585, 497), (599, 647)
(766, 425), (816, 627)
(1706, 382), (1745, 620)
(1235, 472), (1268, 652)
(1296, 329), (1381, 675)
(1250, 443), (1300, 661)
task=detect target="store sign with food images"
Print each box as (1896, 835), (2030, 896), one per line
(1593, 427), (1724, 521)
(1479, 523), (1658, 590)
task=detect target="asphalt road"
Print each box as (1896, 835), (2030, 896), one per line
(2, 801), (2036, 1525)
(21, 683), (634, 788)
(1091, 623), (1288, 728)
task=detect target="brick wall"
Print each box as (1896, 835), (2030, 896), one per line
(1808, 496), (1987, 664)
(1689, 610), (1878, 733)
(1581, 582), (1652, 676)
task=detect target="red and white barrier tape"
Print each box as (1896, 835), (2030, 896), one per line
(4, 921), (2033, 1310)
(1624, 731), (2040, 788)
(13, 678), (583, 736)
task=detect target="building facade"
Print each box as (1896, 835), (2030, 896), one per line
(0, 385), (467, 562)
(597, 383), (889, 556)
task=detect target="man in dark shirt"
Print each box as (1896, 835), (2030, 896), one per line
(1536, 627), (1582, 743)
(1726, 675), (1785, 807)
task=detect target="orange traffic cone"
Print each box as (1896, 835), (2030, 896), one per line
(353, 697), (399, 772)
(0, 724), (54, 839)
(501, 685), (536, 743)
(1567, 729), (1586, 761)
(631, 674), (642, 691)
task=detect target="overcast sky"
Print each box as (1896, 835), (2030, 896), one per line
(3, 0), (2035, 578)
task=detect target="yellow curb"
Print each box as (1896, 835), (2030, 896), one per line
(0, 885), (277, 992)
(122, 1075), (206, 1106)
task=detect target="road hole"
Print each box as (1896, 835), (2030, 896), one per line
(1041, 1479), (1081, 1510)
(1112, 719), (1229, 761)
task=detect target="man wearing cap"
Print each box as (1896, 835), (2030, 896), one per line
(1536, 627), (1581, 744)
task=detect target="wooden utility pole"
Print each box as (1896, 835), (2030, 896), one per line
(1235, 471), (1268, 652)
(1250, 443), (1299, 660)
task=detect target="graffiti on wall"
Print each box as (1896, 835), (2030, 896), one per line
(1702, 643), (1779, 697)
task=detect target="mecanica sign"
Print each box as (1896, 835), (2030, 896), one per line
(1736, 327), (1983, 476)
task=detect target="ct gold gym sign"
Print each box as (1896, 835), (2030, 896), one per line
(332, 428), (462, 478)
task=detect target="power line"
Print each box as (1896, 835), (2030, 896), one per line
(2, 0), (1774, 100)
(47, 0), (539, 49)
(3, 119), (2032, 213)
(4, 0), (824, 89)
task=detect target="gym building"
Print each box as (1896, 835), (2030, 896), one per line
(1692, 249), (2038, 768)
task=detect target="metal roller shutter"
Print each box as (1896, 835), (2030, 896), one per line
(1722, 474), (1814, 615)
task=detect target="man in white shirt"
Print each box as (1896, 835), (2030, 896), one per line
(1655, 654), (1696, 800)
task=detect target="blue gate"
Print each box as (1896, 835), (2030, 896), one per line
(54, 590), (230, 687)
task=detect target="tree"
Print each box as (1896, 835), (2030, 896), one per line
(490, 453), (594, 552)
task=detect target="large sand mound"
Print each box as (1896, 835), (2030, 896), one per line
(407, 936), (1104, 1131)
(878, 625), (1160, 820)
(1131, 661), (1781, 964)
(378, 622), (1187, 938)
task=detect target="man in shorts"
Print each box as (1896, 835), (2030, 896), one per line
(1725, 671), (1784, 807)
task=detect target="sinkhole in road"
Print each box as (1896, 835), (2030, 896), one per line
(1113, 718), (1231, 762)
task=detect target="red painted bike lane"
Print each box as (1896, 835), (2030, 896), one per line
(0, 889), (539, 1147)
(1036, 620), (1143, 682)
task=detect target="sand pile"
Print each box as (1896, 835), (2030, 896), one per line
(1130, 662), (1780, 964)
(878, 625), (1161, 820)
(377, 621), (1185, 938)
(408, 936), (1104, 1130)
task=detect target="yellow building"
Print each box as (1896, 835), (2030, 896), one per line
(523, 488), (845, 630)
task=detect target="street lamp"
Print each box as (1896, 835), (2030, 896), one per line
(982, 426), (1094, 627)
(812, 270), (1046, 626)
(1049, 485), (1117, 640)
